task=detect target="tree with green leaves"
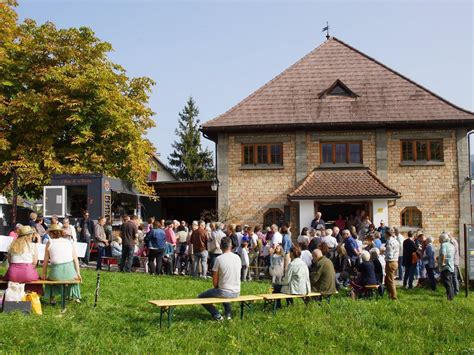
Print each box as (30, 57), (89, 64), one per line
(0, 2), (156, 200)
(168, 97), (214, 180)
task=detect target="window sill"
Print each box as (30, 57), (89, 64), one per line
(399, 161), (445, 167)
(318, 163), (365, 169)
(240, 165), (284, 170)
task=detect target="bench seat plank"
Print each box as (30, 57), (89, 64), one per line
(258, 292), (321, 300)
(0, 280), (80, 285)
(149, 295), (263, 308)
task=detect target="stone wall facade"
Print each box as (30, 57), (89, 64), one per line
(225, 134), (296, 227)
(386, 129), (460, 236)
(221, 128), (464, 238)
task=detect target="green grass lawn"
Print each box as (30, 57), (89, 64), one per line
(0, 267), (473, 353)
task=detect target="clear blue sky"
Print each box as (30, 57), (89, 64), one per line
(17, 0), (473, 161)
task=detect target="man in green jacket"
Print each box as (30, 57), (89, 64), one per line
(310, 249), (336, 296)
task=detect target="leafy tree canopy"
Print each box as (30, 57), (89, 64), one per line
(0, 2), (156, 198)
(168, 97), (214, 180)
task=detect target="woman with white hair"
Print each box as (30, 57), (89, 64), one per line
(349, 250), (378, 299)
(423, 236), (436, 291)
(438, 233), (455, 300)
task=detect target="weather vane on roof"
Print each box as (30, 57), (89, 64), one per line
(322, 22), (330, 40)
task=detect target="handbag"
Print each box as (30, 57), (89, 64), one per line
(24, 292), (42, 315)
(411, 252), (418, 264)
(4, 282), (25, 302)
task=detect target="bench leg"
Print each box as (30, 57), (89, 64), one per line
(303, 297), (310, 306)
(160, 307), (164, 328)
(167, 306), (175, 327)
(61, 284), (66, 311)
(240, 301), (254, 320)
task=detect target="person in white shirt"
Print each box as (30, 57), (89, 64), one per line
(198, 237), (241, 321)
(4, 226), (43, 295)
(320, 229), (338, 250)
(297, 227), (310, 246)
(300, 243), (313, 268)
(271, 224), (282, 247)
(42, 223), (82, 305)
(394, 227), (405, 280)
(62, 218), (77, 242)
(239, 238), (250, 281)
(384, 228), (400, 300)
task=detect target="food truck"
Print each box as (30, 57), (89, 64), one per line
(44, 173), (158, 224)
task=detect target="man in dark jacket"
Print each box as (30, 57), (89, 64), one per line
(119, 215), (138, 272)
(191, 220), (208, 278)
(402, 231), (417, 289)
(79, 210), (95, 266)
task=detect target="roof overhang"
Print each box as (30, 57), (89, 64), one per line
(201, 120), (474, 142)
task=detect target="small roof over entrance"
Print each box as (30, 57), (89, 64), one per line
(288, 168), (401, 201)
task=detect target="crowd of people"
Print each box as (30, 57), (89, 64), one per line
(1, 209), (462, 314)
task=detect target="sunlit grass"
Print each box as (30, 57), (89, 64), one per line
(0, 267), (473, 353)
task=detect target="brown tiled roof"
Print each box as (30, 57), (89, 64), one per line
(202, 37), (473, 132)
(288, 169), (401, 200)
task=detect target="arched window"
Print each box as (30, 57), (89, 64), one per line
(400, 207), (422, 228)
(263, 208), (284, 228)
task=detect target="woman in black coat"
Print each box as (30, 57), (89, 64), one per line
(349, 250), (378, 299)
(402, 231), (417, 289)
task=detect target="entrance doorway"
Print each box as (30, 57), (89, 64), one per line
(316, 202), (371, 226)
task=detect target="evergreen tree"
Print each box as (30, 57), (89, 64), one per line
(168, 97), (214, 180)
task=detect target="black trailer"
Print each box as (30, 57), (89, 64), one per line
(47, 174), (158, 224)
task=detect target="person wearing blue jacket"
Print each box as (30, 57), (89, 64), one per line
(423, 236), (436, 291)
(146, 221), (166, 275)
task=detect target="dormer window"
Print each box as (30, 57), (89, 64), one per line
(319, 79), (358, 98)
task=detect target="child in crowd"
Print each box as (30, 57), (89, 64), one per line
(270, 244), (284, 285)
(239, 237), (250, 281)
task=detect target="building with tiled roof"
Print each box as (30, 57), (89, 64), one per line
(202, 37), (474, 238)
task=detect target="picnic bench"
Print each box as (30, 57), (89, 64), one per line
(361, 284), (381, 299)
(258, 292), (322, 314)
(0, 279), (81, 311)
(149, 295), (264, 327)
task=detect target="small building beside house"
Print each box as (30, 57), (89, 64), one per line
(201, 37), (474, 239)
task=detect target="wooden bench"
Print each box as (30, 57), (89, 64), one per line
(258, 292), (322, 314)
(149, 295), (264, 327)
(0, 280), (81, 311)
(361, 284), (381, 299)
